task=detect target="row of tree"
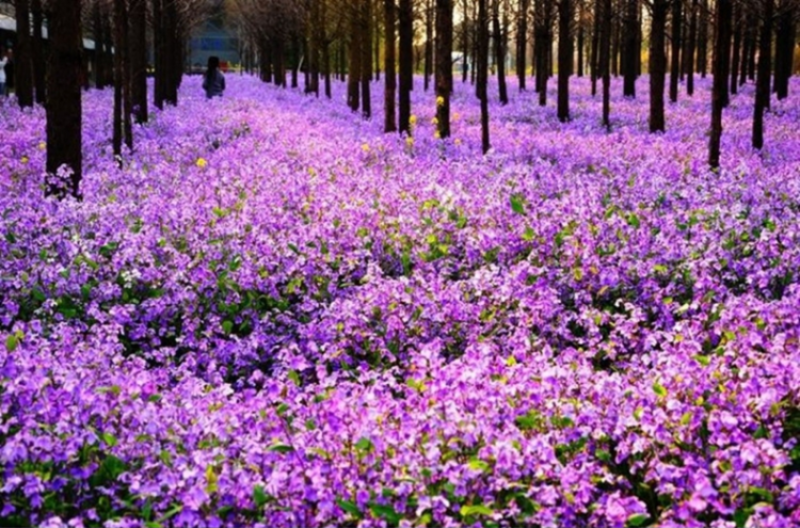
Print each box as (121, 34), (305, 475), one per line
(233, 0), (797, 165)
(13, 0), (800, 198)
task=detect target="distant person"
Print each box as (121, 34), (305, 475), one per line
(0, 49), (8, 96)
(4, 49), (13, 95)
(203, 56), (225, 99)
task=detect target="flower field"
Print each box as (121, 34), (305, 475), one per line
(1, 75), (800, 528)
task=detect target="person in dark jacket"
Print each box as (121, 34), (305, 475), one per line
(3, 49), (14, 95)
(202, 56), (225, 99)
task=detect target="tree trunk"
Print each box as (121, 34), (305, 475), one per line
(774, 8), (795, 99)
(740, 24), (752, 86)
(709, 0), (731, 169)
(535, 0), (551, 105)
(747, 26), (757, 81)
(130, 0), (148, 123)
(16, 0), (34, 108)
(686, 0), (697, 95)
(152, 0), (165, 109)
(361, 0), (373, 118)
(577, 0), (584, 76)
(493, 0), (509, 104)
(462, 0), (470, 83)
(669, 0), (681, 103)
(436, 0), (453, 138)
(478, 0), (490, 153)
(649, 0), (668, 132)
(399, 0), (414, 134)
(31, 0), (45, 104)
(385, 0), (397, 132)
(590, 0), (599, 95)
(752, 0), (773, 149)
(730, 5), (741, 96)
(425, 0), (433, 90)
(517, 0), (529, 89)
(348, 6), (362, 112)
(557, 0), (571, 121)
(622, 0), (637, 96)
(698, 0), (708, 77)
(46, 0), (83, 199)
(600, 0), (611, 128)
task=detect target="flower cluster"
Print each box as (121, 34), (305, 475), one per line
(1, 75), (800, 528)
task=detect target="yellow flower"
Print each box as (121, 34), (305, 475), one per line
(436, 96), (445, 107)
(431, 117), (438, 125)
(455, 138), (462, 146)
(434, 131), (441, 139)
(38, 142), (46, 151)
(21, 156), (29, 164)
(196, 158), (208, 168)
(361, 143), (370, 152)
(409, 115), (417, 126)
(405, 136), (414, 147)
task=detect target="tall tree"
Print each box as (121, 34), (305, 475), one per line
(534, 0), (552, 105)
(385, 0), (398, 132)
(647, 0), (669, 132)
(668, 0), (681, 103)
(348, 4), (362, 111)
(517, 0), (530, 89)
(686, 0), (697, 95)
(709, 0), (731, 168)
(752, 0), (773, 149)
(623, 0), (638, 96)
(46, 0), (83, 198)
(361, 0), (373, 118)
(130, 0), (148, 123)
(493, 0), (509, 104)
(15, 0), (34, 108)
(600, 0), (611, 128)
(436, 0), (453, 138)
(425, 0), (434, 90)
(730, 4), (742, 96)
(557, 0), (572, 121)
(478, 0), (491, 152)
(398, 0), (414, 134)
(113, 0), (132, 156)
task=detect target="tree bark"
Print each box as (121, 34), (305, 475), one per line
(517, 0), (529, 89)
(623, 0), (637, 96)
(752, 0), (773, 149)
(709, 0), (731, 169)
(435, 0), (453, 138)
(478, 0), (490, 153)
(600, 0), (611, 128)
(348, 6), (362, 112)
(698, 0), (708, 77)
(46, 0), (83, 199)
(31, 0), (45, 104)
(535, 0), (551, 105)
(462, 0), (470, 83)
(577, 0), (584, 76)
(730, 5), (741, 97)
(668, 0), (681, 103)
(361, 0), (373, 118)
(152, 0), (165, 109)
(399, 0), (414, 134)
(493, 0), (509, 104)
(590, 0), (599, 95)
(385, 0), (397, 132)
(557, 0), (571, 121)
(130, 0), (148, 123)
(649, 0), (668, 132)
(686, 0), (697, 95)
(425, 0), (433, 90)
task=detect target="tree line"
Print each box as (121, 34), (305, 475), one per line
(10, 0), (800, 198)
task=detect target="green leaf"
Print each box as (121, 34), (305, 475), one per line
(5, 334), (18, 352)
(336, 498), (362, 518)
(522, 226), (536, 242)
(626, 213), (641, 229)
(101, 432), (118, 448)
(694, 355), (711, 367)
(515, 410), (544, 431)
(267, 443), (294, 454)
(652, 382), (668, 398)
(253, 485), (271, 508)
(221, 320), (233, 334)
(467, 458), (491, 472)
(156, 505), (183, 524)
(596, 449), (612, 463)
(369, 502), (401, 525)
(510, 193), (526, 215)
(287, 370), (301, 386)
(626, 513), (650, 527)
(460, 504), (494, 517)
(205, 465), (218, 494)
(355, 437), (374, 453)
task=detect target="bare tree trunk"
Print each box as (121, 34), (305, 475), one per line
(752, 0), (773, 149)
(46, 0), (83, 199)
(385, 0), (397, 132)
(478, 0), (490, 153)
(361, 0), (373, 118)
(577, 0), (584, 76)
(649, 0), (668, 132)
(348, 6), (362, 112)
(590, 0), (600, 95)
(557, 0), (571, 121)
(517, 0), (529, 89)
(669, 0), (681, 103)
(698, 0), (708, 77)
(600, 0), (611, 128)
(622, 0), (637, 96)
(462, 0), (470, 83)
(493, 0), (509, 104)
(740, 23), (752, 86)
(152, 0), (165, 109)
(130, 0), (148, 123)
(774, 7), (795, 99)
(399, 0), (414, 134)
(686, 0), (697, 95)
(425, 0), (433, 90)
(730, 5), (741, 96)
(709, 0), (731, 169)
(436, 0), (453, 138)
(535, 0), (551, 105)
